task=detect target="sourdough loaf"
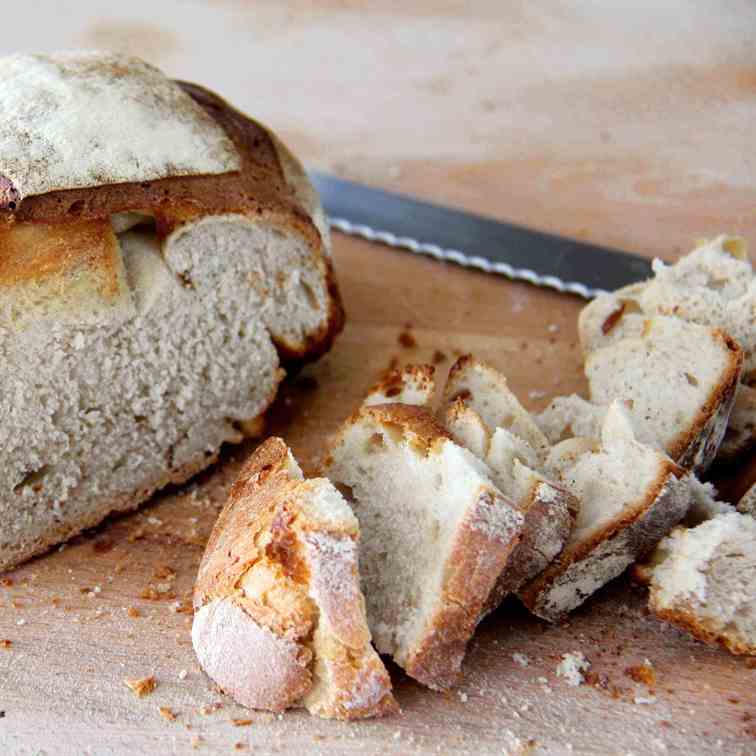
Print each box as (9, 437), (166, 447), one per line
(323, 403), (524, 690)
(193, 438), (396, 719)
(0, 52), (343, 570)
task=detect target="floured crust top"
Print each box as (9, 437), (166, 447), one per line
(0, 51), (240, 204)
(0, 66), (345, 362)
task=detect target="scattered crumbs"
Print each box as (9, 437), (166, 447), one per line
(178, 669), (188, 681)
(548, 323), (559, 333)
(536, 676), (548, 684)
(127, 607), (141, 618)
(634, 695), (657, 705)
(512, 652), (529, 667)
(154, 565), (176, 580)
(0, 578), (13, 587)
(556, 652), (590, 687)
(432, 349), (447, 364)
(147, 516), (163, 526)
(16, 619), (25, 627)
(158, 706), (177, 722)
(520, 702), (531, 712)
(199, 702), (223, 716)
(398, 330), (417, 349)
(231, 718), (253, 727)
(458, 691), (468, 703)
(234, 744), (247, 751)
(0, 640), (11, 649)
(625, 661), (656, 688)
(528, 390), (547, 400)
(93, 585), (102, 594)
(124, 675), (157, 698)
(190, 734), (203, 749)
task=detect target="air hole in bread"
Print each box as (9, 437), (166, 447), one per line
(685, 372), (699, 387)
(333, 482), (355, 504)
(366, 433), (386, 454)
(300, 280), (320, 311)
(13, 465), (51, 494)
(68, 199), (85, 216)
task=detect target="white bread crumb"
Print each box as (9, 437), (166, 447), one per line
(556, 652), (590, 686)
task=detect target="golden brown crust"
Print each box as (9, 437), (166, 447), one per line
(0, 81), (344, 364)
(0, 219), (121, 294)
(669, 330), (743, 469)
(366, 363), (436, 403)
(651, 603), (756, 656)
(362, 403), (451, 448)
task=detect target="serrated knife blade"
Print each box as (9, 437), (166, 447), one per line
(308, 171), (653, 299)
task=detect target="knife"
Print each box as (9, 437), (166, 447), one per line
(308, 171), (653, 299)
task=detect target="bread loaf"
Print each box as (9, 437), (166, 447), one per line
(0, 52), (343, 571)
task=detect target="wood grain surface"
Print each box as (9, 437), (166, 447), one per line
(1, 3), (755, 754)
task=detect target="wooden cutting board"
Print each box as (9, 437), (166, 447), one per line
(1, 2), (755, 754)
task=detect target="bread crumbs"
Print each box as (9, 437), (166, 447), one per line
(398, 330), (417, 349)
(127, 606), (141, 618)
(0, 640), (11, 649)
(231, 718), (253, 726)
(190, 735), (203, 748)
(158, 706), (177, 721)
(556, 652), (590, 686)
(124, 675), (157, 697)
(625, 661), (656, 688)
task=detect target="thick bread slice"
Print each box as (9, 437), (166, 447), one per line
(193, 438), (396, 719)
(0, 53), (344, 571)
(647, 512), (756, 655)
(364, 364), (436, 407)
(441, 360), (576, 607)
(585, 316), (742, 472)
(519, 403), (690, 622)
(323, 403), (524, 690)
(441, 355), (549, 453)
(0, 51), (239, 205)
(579, 236), (756, 463)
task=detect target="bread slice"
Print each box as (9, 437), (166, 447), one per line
(323, 403), (524, 690)
(585, 316), (742, 472)
(439, 357), (576, 607)
(647, 512), (756, 656)
(519, 402), (690, 621)
(579, 236), (756, 463)
(0, 52), (343, 571)
(193, 438), (396, 719)
(441, 354), (549, 453)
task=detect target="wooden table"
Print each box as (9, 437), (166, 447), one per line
(1, 3), (755, 754)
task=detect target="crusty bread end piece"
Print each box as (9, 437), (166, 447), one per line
(648, 512), (756, 656)
(519, 403), (690, 621)
(364, 364), (436, 408)
(193, 438), (396, 719)
(324, 403), (524, 690)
